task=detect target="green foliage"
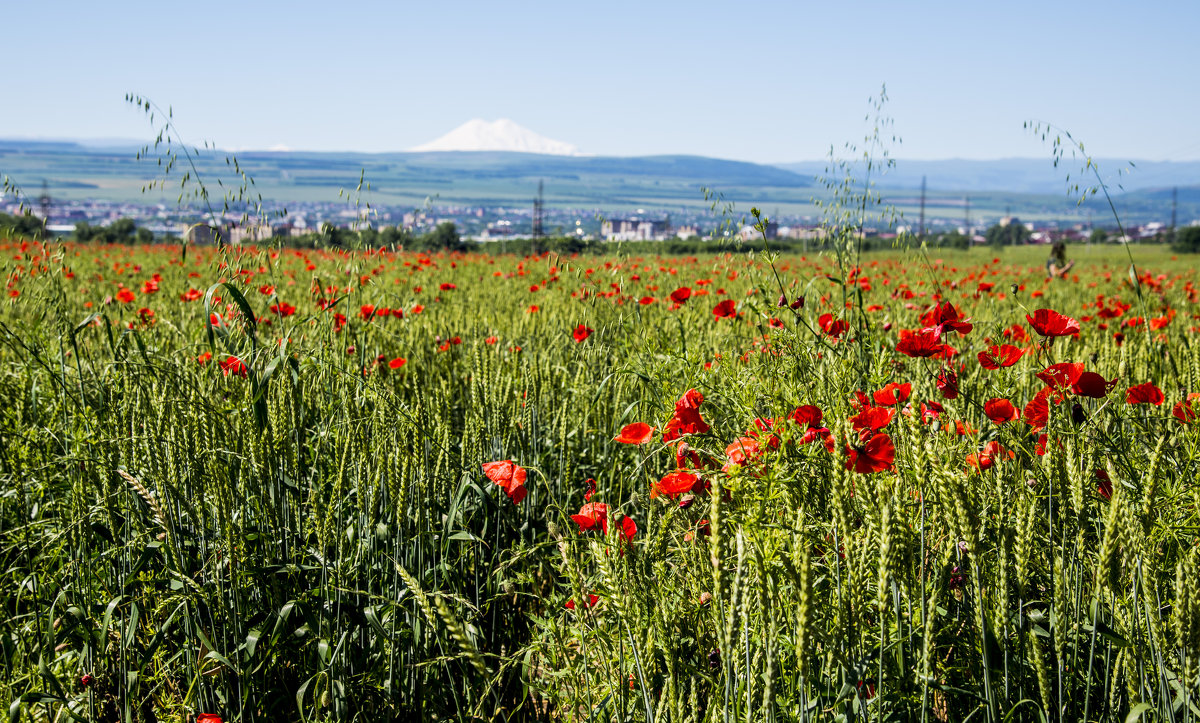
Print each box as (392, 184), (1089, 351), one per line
(73, 218), (149, 244)
(0, 211), (46, 239)
(929, 230), (972, 249)
(1172, 225), (1200, 253)
(1, 235), (1196, 722)
(985, 221), (1032, 247)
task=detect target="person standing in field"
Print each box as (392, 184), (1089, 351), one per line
(1047, 240), (1075, 279)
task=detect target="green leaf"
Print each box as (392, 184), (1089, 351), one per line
(245, 629), (262, 658)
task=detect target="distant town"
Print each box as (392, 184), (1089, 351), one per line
(0, 193), (1188, 247)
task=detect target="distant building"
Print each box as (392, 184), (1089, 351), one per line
(778, 225), (826, 241)
(738, 221), (778, 241)
(223, 220), (273, 245)
(602, 216), (671, 241)
(184, 224), (217, 245)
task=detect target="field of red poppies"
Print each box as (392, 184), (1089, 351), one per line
(1, 237), (1198, 722)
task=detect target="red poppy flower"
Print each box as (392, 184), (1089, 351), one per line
(669, 287), (692, 303)
(573, 324), (593, 342)
(439, 282), (456, 291)
(565, 594), (599, 610)
(920, 400), (945, 422)
(983, 398), (1019, 424)
(936, 367), (959, 399)
(116, 288), (136, 304)
(978, 344), (1023, 369)
(1035, 433), (1049, 456)
(671, 441), (716, 473)
(873, 382), (912, 406)
(652, 469), (699, 499)
(1023, 387), (1063, 430)
(1095, 469), (1113, 500)
(1126, 382), (1164, 406)
(799, 426), (836, 453)
(388, 357), (407, 369)
(920, 301), (973, 336)
(789, 405), (823, 427)
(966, 441), (1013, 472)
(844, 433), (895, 474)
(570, 502), (610, 535)
(1173, 400), (1197, 424)
(712, 299), (737, 318)
(614, 422), (654, 444)
(1072, 371), (1117, 398)
(723, 436), (771, 471)
(896, 328), (948, 358)
(482, 460), (528, 504)
(197, 716), (224, 723)
(620, 516), (638, 541)
(819, 313), (849, 339)
(850, 405), (895, 433)
(639, 296), (656, 305)
(219, 355), (248, 378)
(662, 389), (711, 442)
(1036, 363), (1085, 390)
(1026, 309), (1081, 337)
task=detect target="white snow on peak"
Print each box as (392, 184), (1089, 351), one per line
(410, 119), (581, 155)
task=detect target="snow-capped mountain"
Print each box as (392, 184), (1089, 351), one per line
(410, 119), (581, 155)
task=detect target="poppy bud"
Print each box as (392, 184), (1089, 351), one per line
(79, 674), (94, 688)
(699, 591), (713, 606)
(777, 294), (787, 308)
(790, 296), (805, 310)
(1071, 402), (1086, 426)
(708, 649), (721, 672)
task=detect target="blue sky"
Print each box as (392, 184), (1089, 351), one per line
(3, 0), (1198, 163)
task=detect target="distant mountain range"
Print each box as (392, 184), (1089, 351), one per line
(775, 158), (1200, 195)
(2, 138), (1198, 224)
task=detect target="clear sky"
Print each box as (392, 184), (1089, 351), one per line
(3, 0), (1198, 163)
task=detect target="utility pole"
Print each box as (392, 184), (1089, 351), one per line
(918, 175), (926, 241)
(532, 180), (544, 235)
(38, 180), (51, 238)
(963, 196), (970, 239)
(1171, 186), (1178, 244)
